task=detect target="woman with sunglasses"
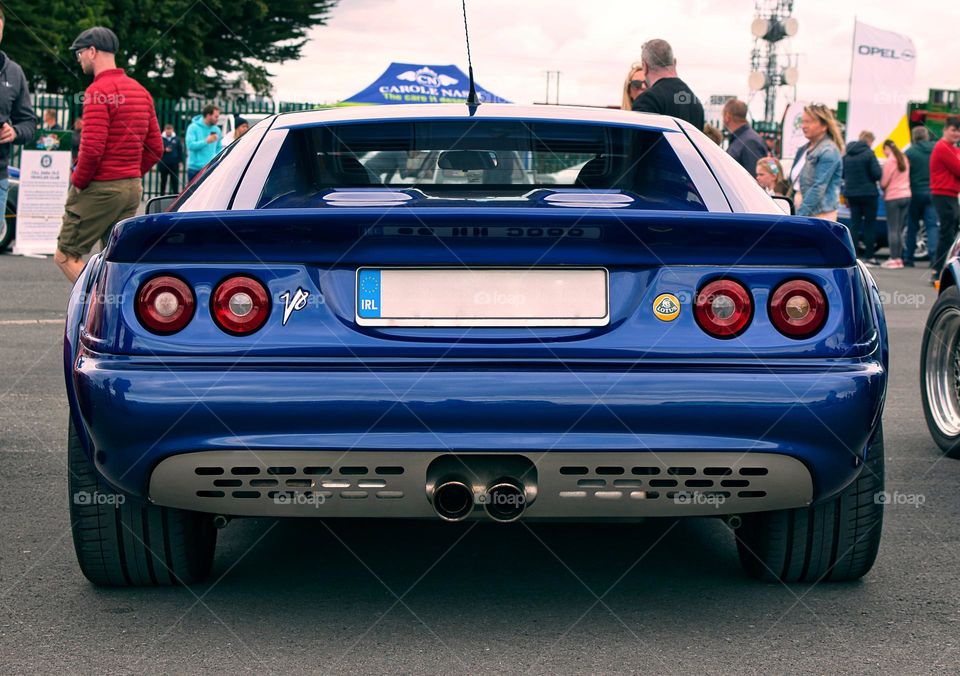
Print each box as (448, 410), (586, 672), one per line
(621, 62), (647, 111)
(796, 103), (844, 220)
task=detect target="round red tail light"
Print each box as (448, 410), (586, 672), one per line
(695, 279), (753, 338)
(211, 276), (270, 335)
(136, 275), (195, 334)
(769, 279), (827, 338)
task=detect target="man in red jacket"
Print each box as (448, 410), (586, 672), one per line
(931, 117), (960, 279)
(54, 27), (162, 283)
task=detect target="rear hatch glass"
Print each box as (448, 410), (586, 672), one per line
(257, 120), (705, 210)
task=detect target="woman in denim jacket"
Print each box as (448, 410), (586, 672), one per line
(796, 104), (845, 220)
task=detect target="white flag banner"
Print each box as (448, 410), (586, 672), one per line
(780, 101), (808, 162)
(846, 20), (916, 149)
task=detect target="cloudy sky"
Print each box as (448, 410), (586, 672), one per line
(272, 0), (952, 117)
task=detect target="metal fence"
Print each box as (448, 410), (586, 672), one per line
(17, 94), (328, 198)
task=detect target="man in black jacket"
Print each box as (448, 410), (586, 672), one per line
(904, 125), (938, 268)
(630, 39), (704, 130)
(0, 8), (37, 218)
(842, 130), (882, 263)
(159, 123), (183, 194)
(723, 98), (767, 177)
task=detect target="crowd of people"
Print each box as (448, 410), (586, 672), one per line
(0, 18), (250, 282)
(0, 19), (958, 287)
(835, 117), (960, 281)
(622, 38), (960, 284)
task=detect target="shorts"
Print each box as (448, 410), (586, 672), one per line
(58, 178), (142, 259)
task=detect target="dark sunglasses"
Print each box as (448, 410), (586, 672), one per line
(629, 79), (647, 90)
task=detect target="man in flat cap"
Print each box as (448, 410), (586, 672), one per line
(55, 26), (162, 283)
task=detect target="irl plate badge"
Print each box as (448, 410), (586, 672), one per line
(357, 269), (381, 318)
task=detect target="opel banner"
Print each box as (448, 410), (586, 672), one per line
(846, 20), (916, 153)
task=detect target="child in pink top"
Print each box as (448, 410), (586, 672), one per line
(880, 140), (912, 268)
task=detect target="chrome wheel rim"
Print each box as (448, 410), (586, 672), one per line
(926, 307), (960, 437)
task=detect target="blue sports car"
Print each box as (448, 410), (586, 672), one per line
(65, 104), (888, 586)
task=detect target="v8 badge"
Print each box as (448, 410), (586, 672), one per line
(280, 288), (310, 326)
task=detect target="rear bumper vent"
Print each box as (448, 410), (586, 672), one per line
(150, 451), (812, 518)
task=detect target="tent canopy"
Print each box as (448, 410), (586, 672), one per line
(342, 62), (510, 105)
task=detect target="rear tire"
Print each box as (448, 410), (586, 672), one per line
(68, 420), (217, 586)
(735, 426), (884, 582)
(921, 285), (960, 457)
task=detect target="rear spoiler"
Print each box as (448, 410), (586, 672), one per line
(106, 209), (856, 268)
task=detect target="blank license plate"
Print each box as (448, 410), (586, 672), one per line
(355, 268), (609, 327)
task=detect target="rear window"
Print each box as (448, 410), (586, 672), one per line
(256, 120), (706, 210)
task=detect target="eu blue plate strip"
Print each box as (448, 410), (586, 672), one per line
(357, 269), (382, 318)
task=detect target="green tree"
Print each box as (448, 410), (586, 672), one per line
(0, 1), (104, 94)
(1, 0), (336, 98)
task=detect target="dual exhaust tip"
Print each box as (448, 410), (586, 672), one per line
(432, 478), (526, 523)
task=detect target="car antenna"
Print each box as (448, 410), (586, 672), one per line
(461, 0), (480, 114)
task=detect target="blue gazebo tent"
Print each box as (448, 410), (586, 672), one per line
(342, 62), (510, 105)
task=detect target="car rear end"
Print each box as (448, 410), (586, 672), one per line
(65, 106), (887, 585)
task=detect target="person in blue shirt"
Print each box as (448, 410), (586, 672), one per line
(796, 103), (844, 220)
(185, 104), (222, 183)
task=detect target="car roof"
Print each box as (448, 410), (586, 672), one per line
(271, 103), (683, 132)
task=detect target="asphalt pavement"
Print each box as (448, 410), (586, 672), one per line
(1, 253), (958, 674)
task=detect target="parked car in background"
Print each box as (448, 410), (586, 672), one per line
(837, 196), (929, 261)
(922, 230), (960, 456)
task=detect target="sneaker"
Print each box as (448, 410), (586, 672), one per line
(903, 261), (915, 267)
(880, 258), (904, 269)
(863, 257), (881, 267)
